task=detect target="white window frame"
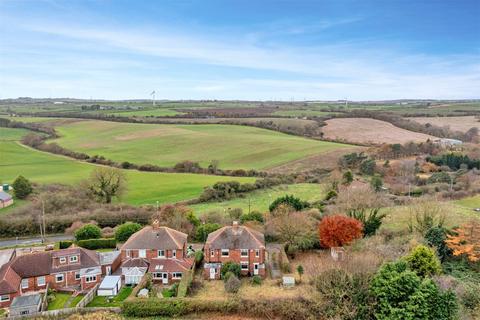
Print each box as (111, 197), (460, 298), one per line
(158, 250), (165, 258)
(55, 274), (64, 283)
(37, 276), (46, 287)
(152, 272), (162, 279)
(255, 249), (260, 258)
(59, 257), (66, 264)
(241, 262), (249, 270)
(138, 249), (146, 258)
(69, 255), (78, 263)
(172, 250), (176, 258)
(75, 272), (80, 281)
(0, 295), (9, 302)
(21, 278), (29, 289)
(221, 249), (229, 257)
(172, 272), (182, 279)
(210, 250), (215, 257)
(240, 249), (248, 257)
(126, 250), (131, 258)
(85, 275), (97, 283)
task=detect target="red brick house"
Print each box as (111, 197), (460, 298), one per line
(0, 247), (117, 308)
(120, 224), (194, 285)
(203, 221), (266, 280)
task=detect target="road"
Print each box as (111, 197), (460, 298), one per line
(0, 234), (73, 248)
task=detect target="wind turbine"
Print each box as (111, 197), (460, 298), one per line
(151, 90), (156, 106)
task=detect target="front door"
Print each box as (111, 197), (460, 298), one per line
(254, 263), (259, 275)
(210, 268), (216, 279)
(162, 273), (168, 284)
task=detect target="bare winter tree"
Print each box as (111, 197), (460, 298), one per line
(85, 167), (126, 203)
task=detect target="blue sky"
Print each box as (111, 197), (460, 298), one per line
(0, 0), (479, 100)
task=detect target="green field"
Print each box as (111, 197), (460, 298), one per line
(52, 120), (350, 170)
(102, 108), (183, 117)
(0, 128), (254, 205)
(454, 195), (480, 210)
(191, 183), (325, 214)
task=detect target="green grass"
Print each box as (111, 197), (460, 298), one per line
(69, 294), (84, 308)
(273, 110), (338, 117)
(103, 108), (183, 117)
(0, 127), (31, 140)
(52, 120), (351, 170)
(47, 292), (71, 310)
(454, 195), (480, 209)
(0, 128), (255, 205)
(87, 287), (132, 307)
(0, 116), (60, 123)
(191, 183), (325, 214)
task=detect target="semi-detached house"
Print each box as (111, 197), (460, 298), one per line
(120, 224), (194, 285)
(0, 247), (119, 308)
(203, 221), (266, 280)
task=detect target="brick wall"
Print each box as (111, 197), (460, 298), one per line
(204, 246), (266, 279)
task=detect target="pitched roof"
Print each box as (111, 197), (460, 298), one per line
(206, 224), (265, 250)
(0, 262), (21, 295)
(148, 258), (194, 273)
(98, 251), (120, 265)
(11, 248), (99, 277)
(0, 191), (12, 201)
(121, 258), (149, 268)
(10, 293), (42, 308)
(121, 226), (187, 250)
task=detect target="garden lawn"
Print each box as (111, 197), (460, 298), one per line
(47, 292), (71, 310)
(191, 183), (325, 214)
(69, 294), (84, 307)
(0, 128), (255, 205)
(87, 287), (132, 307)
(52, 120), (351, 170)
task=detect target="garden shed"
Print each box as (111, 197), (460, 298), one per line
(9, 293), (43, 316)
(98, 275), (122, 296)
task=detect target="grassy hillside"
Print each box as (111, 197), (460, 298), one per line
(52, 120), (350, 170)
(0, 128), (254, 205)
(191, 183), (325, 214)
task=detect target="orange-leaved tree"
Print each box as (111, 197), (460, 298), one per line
(445, 220), (480, 262)
(318, 215), (363, 248)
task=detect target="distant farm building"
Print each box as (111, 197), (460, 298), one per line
(0, 191), (13, 209)
(434, 138), (463, 148)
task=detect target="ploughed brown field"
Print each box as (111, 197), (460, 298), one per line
(321, 118), (437, 145)
(411, 116), (480, 133)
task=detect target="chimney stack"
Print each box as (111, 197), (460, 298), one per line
(232, 221), (239, 234)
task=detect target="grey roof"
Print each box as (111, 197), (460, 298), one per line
(10, 293), (42, 308)
(206, 225), (265, 250)
(121, 226), (187, 250)
(99, 275), (121, 289)
(0, 191), (12, 201)
(99, 251), (120, 265)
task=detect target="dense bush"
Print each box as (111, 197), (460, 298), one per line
(251, 275), (262, 285)
(425, 226), (451, 261)
(224, 275), (241, 293)
(59, 240), (73, 249)
(74, 224), (102, 241)
(427, 172), (452, 184)
(314, 269), (373, 319)
(427, 153), (480, 170)
(318, 215), (363, 248)
(195, 223), (221, 242)
(269, 195), (309, 212)
(220, 262), (241, 279)
(405, 245), (442, 278)
(370, 260), (457, 320)
(122, 299), (189, 317)
(12, 175), (33, 199)
(347, 208), (386, 237)
(360, 159), (376, 175)
(240, 211), (264, 224)
(115, 222), (142, 242)
(76, 238), (116, 250)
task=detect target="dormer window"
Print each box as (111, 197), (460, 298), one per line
(69, 255), (78, 263)
(59, 257), (66, 264)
